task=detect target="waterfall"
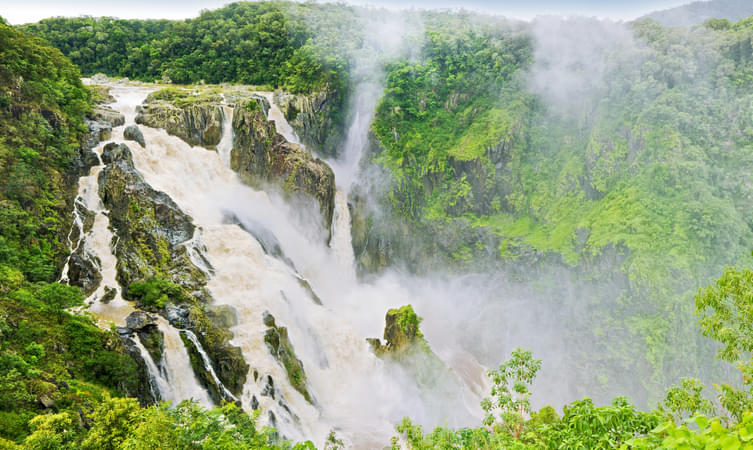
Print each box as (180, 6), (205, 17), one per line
(59, 198), (85, 283)
(157, 318), (213, 407)
(218, 105), (234, 168)
(64, 85), (215, 409)
(181, 329), (238, 402)
(330, 190), (356, 280)
(130, 332), (170, 402)
(69, 84), (487, 448)
(256, 92), (301, 146)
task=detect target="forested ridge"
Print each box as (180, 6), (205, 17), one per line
(6, 1), (753, 448)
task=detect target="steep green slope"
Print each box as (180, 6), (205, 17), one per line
(0, 21), (142, 442)
(371, 15), (753, 403)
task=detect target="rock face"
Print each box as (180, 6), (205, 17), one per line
(81, 96), (125, 156)
(125, 311), (164, 366)
(120, 334), (159, 406)
(98, 143), (204, 291)
(232, 99), (336, 235)
(368, 305), (470, 416)
(98, 142), (249, 404)
(262, 311), (313, 404)
(124, 124), (146, 147)
(275, 90), (344, 158)
(66, 250), (101, 297)
(367, 305), (424, 356)
(135, 89), (224, 148)
(348, 190), (395, 274)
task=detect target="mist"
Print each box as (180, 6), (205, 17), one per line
(36, 1), (753, 447)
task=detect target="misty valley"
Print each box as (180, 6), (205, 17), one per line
(3, 0), (753, 448)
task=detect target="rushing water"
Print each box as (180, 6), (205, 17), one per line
(70, 83), (490, 448)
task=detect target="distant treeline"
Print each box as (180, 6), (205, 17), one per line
(19, 1), (351, 94)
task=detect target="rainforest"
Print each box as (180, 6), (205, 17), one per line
(3, 0), (753, 448)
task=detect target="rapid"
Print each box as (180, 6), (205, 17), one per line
(68, 83), (493, 448)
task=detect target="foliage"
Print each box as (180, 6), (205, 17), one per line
(696, 266), (753, 376)
(534, 397), (661, 449)
(482, 347), (541, 437)
(11, 397), (302, 449)
(128, 277), (187, 309)
(626, 412), (753, 449)
(391, 305), (423, 339)
(144, 87), (223, 108)
(0, 22), (145, 444)
(659, 378), (715, 425)
(393, 350), (661, 449)
(0, 21), (90, 283)
(19, 2), (351, 94)
(371, 11), (753, 405)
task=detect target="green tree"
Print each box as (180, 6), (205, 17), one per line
(81, 395), (140, 450)
(658, 378), (714, 425)
(22, 412), (77, 450)
(482, 347), (541, 438)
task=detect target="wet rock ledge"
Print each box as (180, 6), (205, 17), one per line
(232, 98), (336, 235)
(98, 142), (249, 405)
(135, 88), (225, 148)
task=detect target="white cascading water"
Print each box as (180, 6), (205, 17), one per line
(70, 83), (489, 448)
(68, 83), (214, 408)
(182, 329), (239, 402)
(130, 331), (170, 401)
(157, 317), (213, 407)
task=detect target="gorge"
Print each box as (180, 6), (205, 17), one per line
(5, 1), (753, 448)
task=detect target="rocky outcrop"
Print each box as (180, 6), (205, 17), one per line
(66, 250), (101, 297)
(262, 311), (313, 404)
(119, 333), (159, 406)
(98, 143), (206, 292)
(367, 305), (424, 356)
(348, 190), (395, 274)
(98, 142), (249, 404)
(135, 89), (224, 148)
(368, 305), (472, 421)
(63, 91), (124, 288)
(125, 311), (164, 366)
(77, 101), (124, 174)
(124, 124), (146, 148)
(231, 99), (336, 235)
(274, 90), (344, 158)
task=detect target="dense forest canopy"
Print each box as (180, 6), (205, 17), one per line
(19, 2), (352, 93)
(6, 1), (753, 448)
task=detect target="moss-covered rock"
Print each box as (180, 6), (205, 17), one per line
(123, 124), (146, 148)
(98, 143), (248, 404)
(275, 89), (344, 159)
(262, 311), (313, 404)
(119, 335), (158, 406)
(231, 98), (336, 237)
(135, 88), (224, 148)
(368, 305), (424, 356)
(98, 143), (206, 292)
(368, 305), (469, 413)
(182, 305), (248, 401)
(124, 311), (164, 366)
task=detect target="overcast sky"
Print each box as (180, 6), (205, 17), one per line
(2, 0), (693, 25)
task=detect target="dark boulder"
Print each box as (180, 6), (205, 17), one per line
(124, 124), (146, 148)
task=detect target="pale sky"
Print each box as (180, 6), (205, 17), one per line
(1, 0), (694, 25)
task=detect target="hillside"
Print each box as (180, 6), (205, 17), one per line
(0, 20), (146, 441)
(643, 0), (753, 26)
